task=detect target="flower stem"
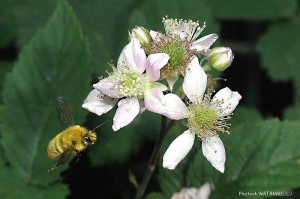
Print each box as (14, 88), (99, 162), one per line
(202, 63), (212, 72)
(135, 116), (171, 199)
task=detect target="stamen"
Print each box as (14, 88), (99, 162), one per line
(113, 64), (146, 97)
(187, 91), (232, 139)
(162, 16), (206, 42)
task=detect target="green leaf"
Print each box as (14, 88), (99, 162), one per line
(0, 164), (68, 198)
(129, 0), (219, 38)
(187, 119), (300, 199)
(0, 62), (14, 103)
(231, 106), (262, 126)
(145, 192), (167, 199)
(186, 149), (221, 188)
(14, 0), (135, 75)
(158, 167), (184, 197)
(257, 22), (300, 100)
(0, 0), (21, 47)
(0, 0), (91, 185)
(14, 0), (57, 46)
(284, 105), (300, 120)
(208, 0), (297, 21)
(89, 111), (160, 166)
(257, 22), (300, 82)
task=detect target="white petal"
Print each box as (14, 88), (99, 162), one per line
(144, 88), (166, 115)
(191, 34), (218, 54)
(117, 38), (146, 74)
(164, 93), (189, 120)
(82, 89), (117, 116)
(93, 78), (121, 98)
(196, 183), (211, 199)
(144, 89), (188, 120)
(112, 97), (140, 131)
(202, 136), (226, 173)
(149, 30), (165, 43)
(146, 53), (169, 81)
(212, 87), (242, 116)
(163, 130), (195, 169)
(183, 57), (207, 103)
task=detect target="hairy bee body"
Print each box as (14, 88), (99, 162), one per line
(47, 97), (98, 171)
(47, 125), (97, 160)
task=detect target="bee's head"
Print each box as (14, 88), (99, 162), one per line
(84, 131), (97, 145)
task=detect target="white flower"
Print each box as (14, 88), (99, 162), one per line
(145, 56), (242, 172)
(153, 17), (218, 55)
(171, 183), (211, 199)
(82, 38), (169, 131)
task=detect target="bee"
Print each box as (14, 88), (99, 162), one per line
(47, 97), (97, 171)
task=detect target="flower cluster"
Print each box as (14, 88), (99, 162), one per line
(82, 17), (241, 173)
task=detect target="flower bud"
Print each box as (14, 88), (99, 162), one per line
(208, 47), (234, 71)
(130, 26), (152, 47)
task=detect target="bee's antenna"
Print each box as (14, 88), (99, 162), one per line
(93, 120), (109, 132)
(92, 120), (110, 146)
(98, 138), (110, 147)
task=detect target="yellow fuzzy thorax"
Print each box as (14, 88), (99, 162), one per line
(47, 125), (97, 160)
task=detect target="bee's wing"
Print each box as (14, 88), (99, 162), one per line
(56, 97), (75, 127)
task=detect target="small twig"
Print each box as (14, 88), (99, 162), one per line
(135, 116), (172, 199)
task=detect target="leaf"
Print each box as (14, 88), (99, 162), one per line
(0, 62), (14, 103)
(186, 150), (220, 188)
(187, 119), (300, 199)
(89, 111), (161, 166)
(158, 167), (185, 197)
(0, 164), (69, 198)
(14, 0), (135, 75)
(208, 0), (297, 21)
(145, 192), (167, 199)
(129, 0), (219, 37)
(0, 0), (21, 47)
(0, 0), (91, 185)
(284, 105), (300, 120)
(257, 22), (300, 81)
(231, 106), (262, 126)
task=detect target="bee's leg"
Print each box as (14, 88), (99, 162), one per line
(48, 162), (58, 172)
(76, 151), (82, 163)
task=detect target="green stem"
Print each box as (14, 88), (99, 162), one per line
(135, 116), (172, 199)
(202, 63), (212, 72)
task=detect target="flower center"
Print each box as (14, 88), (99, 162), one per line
(114, 64), (146, 97)
(162, 39), (187, 70)
(194, 107), (217, 127)
(147, 36), (192, 79)
(187, 92), (231, 139)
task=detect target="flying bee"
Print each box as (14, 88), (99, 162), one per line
(47, 97), (98, 171)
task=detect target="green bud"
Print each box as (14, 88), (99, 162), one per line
(208, 47), (234, 71)
(130, 26), (152, 47)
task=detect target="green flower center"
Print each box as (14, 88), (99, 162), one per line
(161, 39), (187, 70)
(186, 92), (231, 139)
(194, 107), (217, 127)
(187, 103), (218, 138)
(146, 36), (192, 79)
(114, 64), (146, 97)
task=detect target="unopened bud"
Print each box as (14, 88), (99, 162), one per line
(208, 47), (234, 71)
(130, 26), (152, 47)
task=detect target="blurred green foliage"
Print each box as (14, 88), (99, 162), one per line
(0, 0), (91, 197)
(0, 0), (300, 198)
